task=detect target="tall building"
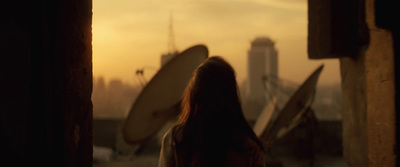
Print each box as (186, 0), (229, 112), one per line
(244, 37), (278, 121)
(246, 37), (278, 104)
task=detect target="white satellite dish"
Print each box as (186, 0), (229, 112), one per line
(253, 97), (277, 137)
(123, 45), (208, 144)
(260, 65), (324, 141)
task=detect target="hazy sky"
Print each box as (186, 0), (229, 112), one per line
(93, 0), (341, 87)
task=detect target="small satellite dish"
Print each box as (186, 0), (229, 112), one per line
(123, 45), (208, 144)
(260, 65), (324, 141)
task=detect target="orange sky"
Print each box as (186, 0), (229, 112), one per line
(92, 0), (341, 87)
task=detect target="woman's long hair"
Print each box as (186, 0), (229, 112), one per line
(174, 56), (264, 166)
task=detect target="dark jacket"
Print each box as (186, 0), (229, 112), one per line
(158, 125), (266, 167)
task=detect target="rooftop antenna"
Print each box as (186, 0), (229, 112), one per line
(168, 11), (177, 54)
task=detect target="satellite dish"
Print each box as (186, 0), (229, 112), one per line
(123, 45), (209, 144)
(253, 97), (277, 137)
(260, 65), (324, 141)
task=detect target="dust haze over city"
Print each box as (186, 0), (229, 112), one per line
(92, 0), (341, 116)
(92, 0), (344, 166)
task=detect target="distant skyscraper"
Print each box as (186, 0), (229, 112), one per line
(246, 37), (278, 104)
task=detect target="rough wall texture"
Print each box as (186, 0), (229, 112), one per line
(60, 0), (93, 166)
(0, 0), (93, 166)
(308, 0), (397, 166)
(364, 0), (396, 166)
(340, 0), (397, 165)
(340, 55), (368, 167)
(340, 0), (397, 166)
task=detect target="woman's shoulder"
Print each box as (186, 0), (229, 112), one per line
(162, 124), (184, 144)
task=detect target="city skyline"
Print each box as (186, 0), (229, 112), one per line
(93, 0), (341, 87)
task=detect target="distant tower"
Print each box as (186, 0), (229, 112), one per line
(246, 37), (278, 103)
(161, 12), (179, 67)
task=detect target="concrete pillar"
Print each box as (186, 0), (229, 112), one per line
(1, 0), (93, 166)
(364, 0), (396, 166)
(308, 0), (397, 166)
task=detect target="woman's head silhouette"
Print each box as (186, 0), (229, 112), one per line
(171, 56), (264, 166)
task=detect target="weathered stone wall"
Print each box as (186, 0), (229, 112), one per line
(308, 0), (397, 166)
(340, 55), (369, 167)
(1, 0), (93, 166)
(364, 0), (396, 166)
(340, 1), (397, 166)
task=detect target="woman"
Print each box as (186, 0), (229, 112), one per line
(158, 56), (266, 167)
